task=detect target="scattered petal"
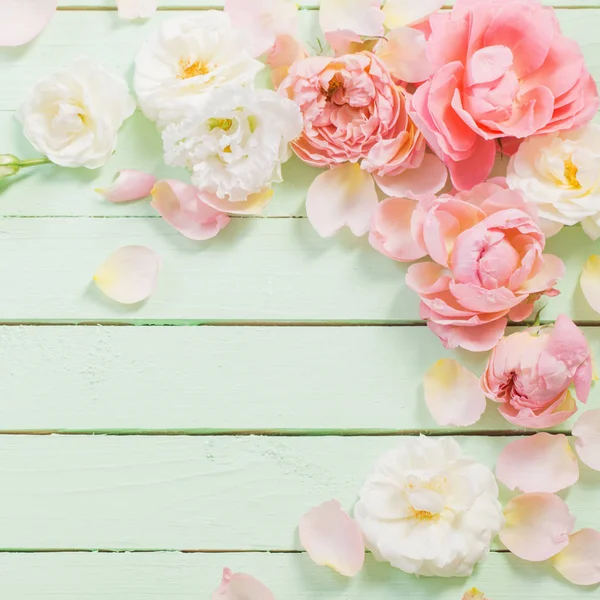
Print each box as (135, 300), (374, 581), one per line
(212, 568), (275, 600)
(267, 34), (308, 88)
(573, 408), (600, 471)
(496, 433), (579, 494)
(151, 180), (230, 241)
(299, 499), (365, 577)
(0, 0), (57, 46)
(93, 246), (160, 304)
(382, 0), (444, 29)
(581, 255), (600, 315)
(375, 27), (432, 83)
(325, 30), (367, 57)
(96, 170), (156, 204)
(500, 493), (575, 561)
(462, 589), (489, 600)
(423, 358), (487, 427)
(374, 154), (448, 198)
(201, 188), (274, 216)
(319, 0), (384, 37)
(553, 529), (600, 586)
(117, 0), (157, 19)
(306, 163), (378, 237)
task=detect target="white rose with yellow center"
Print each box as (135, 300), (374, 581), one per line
(507, 124), (600, 240)
(134, 12), (264, 127)
(354, 436), (504, 578)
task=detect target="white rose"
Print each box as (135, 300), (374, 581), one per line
(354, 436), (504, 578)
(134, 12), (264, 127)
(507, 124), (600, 240)
(18, 58), (135, 170)
(162, 87), (303, 205)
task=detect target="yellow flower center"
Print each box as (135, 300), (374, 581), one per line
(564, 158), (581, 189)
(178, 59), (211, 80)
(413, 509), (439, 521)
(207, 118), (233, 132)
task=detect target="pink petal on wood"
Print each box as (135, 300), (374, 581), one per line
(423, 358), (487, 427)
(306, 164), (378, 237)
(319, 0), (384, 37)
(151, 180), (230, 241)
(117, 0), (157, 19)
(373, 154), (448, 198)
(96, 170), (156, 203)
(500, 493), (575, 562)
(201, 188), (274, 216)
(496, 433), (579, 494)
(212, 568), (275, 600)
(573, 409), (600, 471)
(553, 529), (600, 586)
(462, 590), (489, 600)
(93, 246), (160, 304)
(0, 0), (57, 46)
(299, 499), (365, 577)
(580, 255), (600, 315)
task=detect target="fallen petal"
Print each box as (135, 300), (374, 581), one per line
(553, 529), (600, 586)
(299, 499), (365, 577)
(94, 246), (160, 304)
(423, 358), (487, 427)
(306, 163), (378, 237)
(374, 154), (448, 198)
(267, 34), (308, 88)
(212, 568), (275, 600)
(0, 0), (57, 46)
(581, 255), (600, 315)
(201, 188), (274, 216)
(382, 0), (443, 29)
(500, 493), (575, 561)
(117, 0), (158, 19)
(96, 170), (156, 203)
(375, 27), (432, 83)
(319, 0), (384, 37)
(496, 433), (579, 494)
(462, 589), (489, 600)
(572, 408), (600, 471)
(151, 180), (230, 241)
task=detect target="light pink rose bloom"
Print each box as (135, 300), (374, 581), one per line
(482, 315), (593, 428)
(410, 0), (600, 191)
(403, 180), (565, 351)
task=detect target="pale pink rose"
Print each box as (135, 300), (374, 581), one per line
(482, 315), (593, 428)
(410, 0), (600, 191)
(404, 181), (565, 351)
(267, 34), (308, 89)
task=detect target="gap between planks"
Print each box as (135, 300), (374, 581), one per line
(0, 548), (511, 554)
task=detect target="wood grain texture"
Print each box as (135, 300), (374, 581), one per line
(1, 9), (600, 217)
(0, 218), (595, 322)
(0, 552), (596, 600)
(0, 435), (598, 550)
(1, 325), (599, 432)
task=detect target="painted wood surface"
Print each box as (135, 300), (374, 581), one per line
(1, 325), (599, 432)
(0, 552), (596, 600)
(0, 435), (598, 550)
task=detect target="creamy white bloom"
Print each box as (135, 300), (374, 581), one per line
(162, 87), (303, 204)
(507, 124), (600, 240)
(134, 12), (264, 127)
(18, 58), (135, 169)
(355, 436), (504, 578)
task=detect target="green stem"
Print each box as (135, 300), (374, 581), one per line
(17, 157), (51, 169)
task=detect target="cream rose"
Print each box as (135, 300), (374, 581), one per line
(162, 86), (303, 209)
(507, 124), (600, 240)
(18, 58), (135, 169)
(354, 436), (504, 578)
(134, 12), (264, 127)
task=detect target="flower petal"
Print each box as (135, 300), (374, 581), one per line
(201, 188), (275, 216)
(212, 568), (275, 600)
(375, 27), (433, 83)
(553, 529), (600, 586)
(0, 0), (57, 46)
(93, 246), (160, 304)
(496, 433), (579, 494)
(306, 164), (378, 237)
(373, 154), (448, 198)
(96, 170), (156, 203)
(117, 0), (157, 19)
(500, 493), (575, 561)
(462, 590), (489, 600)
(382, 0), (444, 29)
(299, 499), (365, 577)
(423, 358), (487, 427)
(319, 0), (384, 37)
(151, 180), (230, 241)
(581, 255), (600, 315)
(267, 34), (307, 88)
(573, 409), (600, 471)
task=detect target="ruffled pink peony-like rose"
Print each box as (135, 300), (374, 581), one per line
(402, 180), (565, 351)
(410, 0), (600, 191)
(482, 315), (593, 428)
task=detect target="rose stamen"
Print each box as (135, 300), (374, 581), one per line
(412, 509), (440, 521)
(178, 59), (211, 80)
(563, 158), (581, 189)
(323, 74), (344, 101)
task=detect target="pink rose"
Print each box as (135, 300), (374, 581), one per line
(482, 315), (593, 428)
(401, 180), (565, 351)
(410, 0), (599, 191)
